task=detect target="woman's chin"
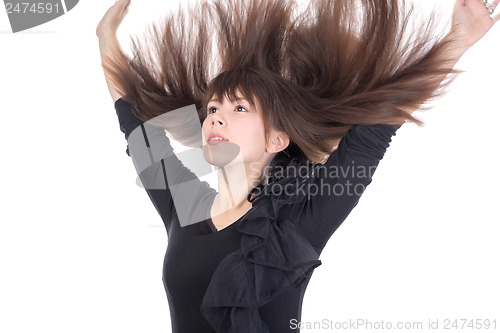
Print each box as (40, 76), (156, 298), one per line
(202, 142), (241, 167)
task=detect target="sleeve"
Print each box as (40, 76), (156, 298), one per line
(295, 124), (402, 250)
(114, 98), (217, 234)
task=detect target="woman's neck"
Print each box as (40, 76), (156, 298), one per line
(212, 160), (266, 216)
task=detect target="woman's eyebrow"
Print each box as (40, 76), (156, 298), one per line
(208, 96), (250, 104)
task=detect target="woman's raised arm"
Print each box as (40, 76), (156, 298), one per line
(400, 0), (499, 121)
(291, 123), (401, 252)
(96, 0), (131, 103)
(114, 97), (217, 234)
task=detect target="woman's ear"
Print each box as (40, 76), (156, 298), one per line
(266, 131), (290, 153)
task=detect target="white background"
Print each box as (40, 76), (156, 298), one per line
(0, 1), (498, 332)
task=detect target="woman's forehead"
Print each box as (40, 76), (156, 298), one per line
(209, 88), (259, 109)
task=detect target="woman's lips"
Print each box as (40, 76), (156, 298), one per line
(207, 133), (229, 144)
(208, 139), (229, 145)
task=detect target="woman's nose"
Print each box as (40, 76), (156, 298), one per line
(211, 114), (226, 126)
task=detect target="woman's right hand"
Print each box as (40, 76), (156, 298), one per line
(96, 0), (131, 52)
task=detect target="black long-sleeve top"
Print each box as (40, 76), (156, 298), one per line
(114, 98), (401, 333)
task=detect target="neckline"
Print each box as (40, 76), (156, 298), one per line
(206, 217), (239, 234)
(206, 203), (255, 234)
(207, 188), (260, 234)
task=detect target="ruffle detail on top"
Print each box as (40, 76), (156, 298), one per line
(200, 158), (323, 333)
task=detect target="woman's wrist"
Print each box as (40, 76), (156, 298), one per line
(437, 30), (469, 70)
(444, 28), (471, 59)
(98, 34), (120, 56)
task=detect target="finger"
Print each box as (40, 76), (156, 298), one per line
(492, 12), (500, 23)
(104, 0), (129, 21)
(469, 0), (489, 13)
(480, 0), (498, 15)
(115, 0), (131, 11)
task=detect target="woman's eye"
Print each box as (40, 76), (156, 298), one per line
(235, 105), (248, 112)
(208, 105), (247, 114)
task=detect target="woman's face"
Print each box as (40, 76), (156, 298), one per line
(201, 92), (271, 167)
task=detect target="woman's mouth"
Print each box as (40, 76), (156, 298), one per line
(208, 137), (229, 144)
(207, 133), (229, 144)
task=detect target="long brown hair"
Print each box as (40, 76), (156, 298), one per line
(102, 0), (463, 166)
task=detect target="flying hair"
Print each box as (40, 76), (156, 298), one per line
(101, 0), (463, 165)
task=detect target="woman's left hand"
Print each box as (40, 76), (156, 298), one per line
(451, 0), (499, 50)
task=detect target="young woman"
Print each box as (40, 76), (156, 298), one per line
(97, 0), (498, 332)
